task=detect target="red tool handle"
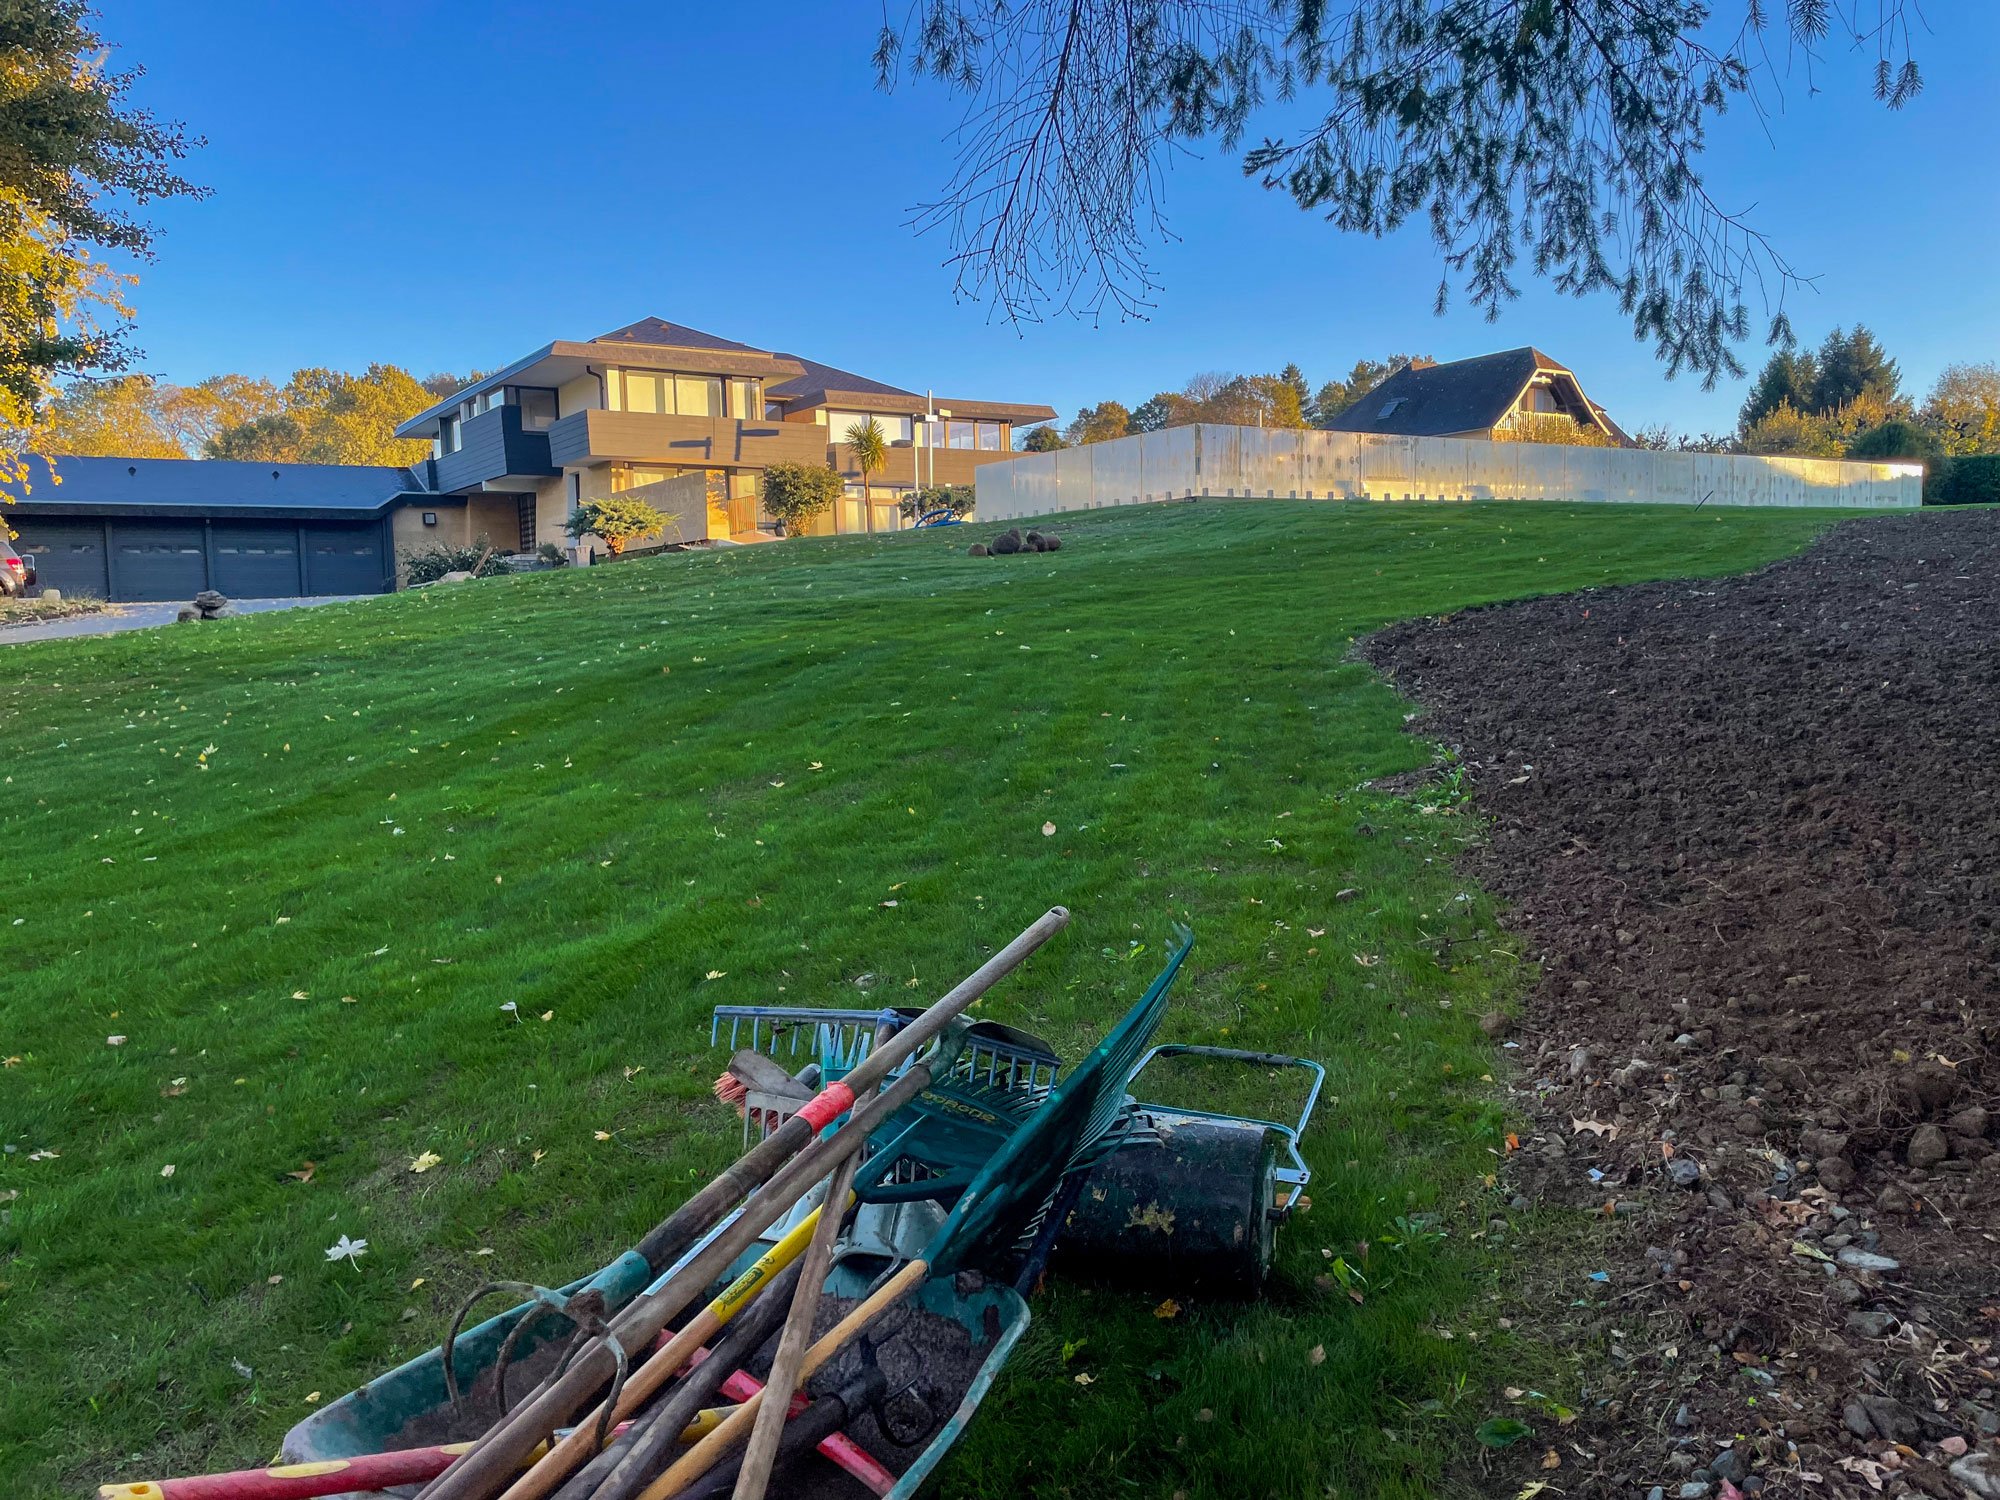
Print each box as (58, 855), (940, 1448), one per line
(678, 1343), (895, 1497)
(99, 1445), (477, 1500)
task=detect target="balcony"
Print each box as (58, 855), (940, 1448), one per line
(547, 410), (830, 470)
(434, 405), (559, 494)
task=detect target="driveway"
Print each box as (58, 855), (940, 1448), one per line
(0, 595), (369, 646)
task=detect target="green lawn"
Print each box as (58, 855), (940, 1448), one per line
(0, 499), (1859, 1499)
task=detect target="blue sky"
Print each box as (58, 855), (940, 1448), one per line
(98, 2), (1997, 437)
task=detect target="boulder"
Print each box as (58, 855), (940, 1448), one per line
(990, 529), (1023, 555)
(1039, 532), (1062, 551)
(1948, 1106), (1991, 1139)
(175, 606), (201, 623)
(1815, 1156), (1856, 1192)
(437, 570), (475, 585)
(968, 543), (989, 557)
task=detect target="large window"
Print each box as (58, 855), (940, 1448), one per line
(929, 419), (1004, 450)
(728, 378), (762, 420)
(620, 370), (725, 417)
(612, 464), (681, 491)
(515, 388), (558, 430)
(440, 414), (461, 454)
(831, 411), (913, 444)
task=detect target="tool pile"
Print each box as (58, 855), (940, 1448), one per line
(99, 905), (1326, 1500)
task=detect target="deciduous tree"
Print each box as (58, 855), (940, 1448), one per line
(760, 461), (843, 533)
(206, 365), (434, 466)
(1021, 423), (1066, 451)
(1919, 363), (2000, 456)
(1064, 399), (1132, 444)
(875, 1), (1924, 383)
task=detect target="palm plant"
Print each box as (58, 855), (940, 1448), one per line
(846, 417), (889, 525)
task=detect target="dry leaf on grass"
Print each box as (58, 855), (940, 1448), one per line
(1153, 1299), (1181, 1320)
(288, 1162), (316, 1183)
(409, 1151), (442, 1174)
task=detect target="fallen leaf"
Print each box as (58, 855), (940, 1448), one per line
(288, 1162), (317, 1183)
(409, 1151), (442, 1174)
(1042, 821), (1057, 836)
(162, 1080), (187, 1097)
(305, 1390), (321, 1403)
(292, 991), (309, 1000)
(531, 1148), (546, 1163)
(267, 1274), (283, 1285)
(1073, 1372), (1094, 1385)
(1540, 1449), (1561, 1471)
(1308, 927), (1326, 937)
(1570, 1117), (1620, 1139)
(540, 1010), (553, 1022)
(107, 1034), (127, 1046)
(411, 1277), (426, 1289)
(325, 1234), (368, 1265)
(1153, 1299), (1181, 1320)
(1503, 1387), (1525, 1400)
(1477, 1417), (1533, 1448)
(474, 1247), (494, 1257)
(704, 970), (727, 981)
(1308, 1344), (1326, 1365)
(594, 1130), (613, 1141)
(2, 1056), (22, 1068)
(160, 1163), (176, 1178)
(1505, 1133), (1520, 1153)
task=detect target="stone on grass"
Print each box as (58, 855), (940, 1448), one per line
(1478, 1010), (1511, 1038)
(968, 543), (989, 557)
(991, 528), (1023, 555)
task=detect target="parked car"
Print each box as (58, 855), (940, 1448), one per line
(1, 536), (35, 597)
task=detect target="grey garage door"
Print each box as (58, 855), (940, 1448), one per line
(109, 522), (208, 602)
(304, 525), (386, 595)
(12, 517), (109, 598)
(212, 524), (300, 597)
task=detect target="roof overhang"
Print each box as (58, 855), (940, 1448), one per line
(395, 341), (807, 440)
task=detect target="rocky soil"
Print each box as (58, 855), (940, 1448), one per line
(1367, 508), (2000, 1500)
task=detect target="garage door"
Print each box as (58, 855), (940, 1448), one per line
(212, 524), (300, 597)
(109, 522), (207, 602)
(12, 517), (109, 598)
(304, 524), (386, 595)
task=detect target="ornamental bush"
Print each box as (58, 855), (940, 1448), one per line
(565, 496), (670, 554)
(760, 462), (842, 535)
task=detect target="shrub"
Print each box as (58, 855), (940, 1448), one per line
(1927, 454), (2000, 507)
(535, 541), (567, 566)
(761, 462), (842, 534)
(400, 538), (510, 586)
(565, 496), (670, 554)
(898, 484), (975, 521)
(1846, 420), (1944, 465)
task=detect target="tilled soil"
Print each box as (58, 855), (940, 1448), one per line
(1366, 509), (2000, 1500)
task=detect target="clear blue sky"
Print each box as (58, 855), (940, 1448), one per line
(97, 2), (1998, 438)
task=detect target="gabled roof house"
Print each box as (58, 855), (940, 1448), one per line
(1323, 348), (1631, 445)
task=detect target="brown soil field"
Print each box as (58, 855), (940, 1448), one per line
(1367, 508), (2000, 1500)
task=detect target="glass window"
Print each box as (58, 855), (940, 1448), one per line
(977, 421), (1001, 450)
(624, 372), (665, 414)
(613, 465), (678, 491)
(441, 414), (461, 454)
(676, 376), (721, 417)
(517, 389), (558, 430)
(948, 420), (974, 449)
(728, 379), (761, 420)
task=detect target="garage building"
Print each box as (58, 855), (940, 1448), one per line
(6, 456), (430, 602)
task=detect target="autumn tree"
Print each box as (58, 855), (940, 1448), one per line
(1064, 400), (1131, 445)
(1920, 364), (2000, 456)
(1021, 424), (1065, 451)
(1311, 356), (1431, 428)
(206, 365), (435, 466)
(0, 0), (203, 490)
(41, 372), (281, 457)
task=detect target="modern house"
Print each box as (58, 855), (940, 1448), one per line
(1322, 348), (1631, 445)
(389, 317), (1055, 552)
(2, 317), (1055, 601)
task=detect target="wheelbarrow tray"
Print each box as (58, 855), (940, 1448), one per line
(278, 1249), (1026, 1500)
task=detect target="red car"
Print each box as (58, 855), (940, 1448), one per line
(1, 535), (36, 597)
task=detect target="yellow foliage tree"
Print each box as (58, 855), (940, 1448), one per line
(206, 365), (436, 466)
(1920, 363), (2000, 456)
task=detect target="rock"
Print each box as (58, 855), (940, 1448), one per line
(1570, 979), (1594, 995)
(1860, 1395), (1919, 1442)
(1673, 1404), (1692, 1428)
(1479, 1010), (1512, 1037)
(1836, 1247), (1900, 1272)
(1800, 1128), (1851, 1159)
(1509, 1195), (1530, 1210)
(1907, 1124), (1949, 1169)
(1843, 1401), (1876, 1439)
(1876, 1183), (1914, 1214)
(1846, 1310), (1895, 1337)
(991, 528), (1023, 555)
(1706, 1187), (1733, 1211)
(436, 569), (474, 584)
(1569, 1046), (1594, 1079)
(1648, 1488), (1665, 1500)
(194, 589), (227, 608)
(206, 603), (240, 618)
(968, 543), (989, 557)
(1674, 1032), (1696, 1048)
(1668, 1157), (1702, 1188)
(1951, 1453), (2000, 1500)
(1816, 1156), (1856, 1192)
(1941, 1436), (1969, 1459)
(39, 587), (60, 602)
(1832, 1278), (1864, 1304)
(1678, 1483), (1712, 1499)
(1709, 1449), (1749, 1485)
(1541, 1140), (1568, 1161)
(1948, 1106), (1991, 1139)
(1039, 532), (1062, 551)
(176, 606), (201, 623)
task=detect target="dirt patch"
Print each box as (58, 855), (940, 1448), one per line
(1366, 509), (2000, 1500)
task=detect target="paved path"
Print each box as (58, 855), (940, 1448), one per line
(0, 595), (369, 645)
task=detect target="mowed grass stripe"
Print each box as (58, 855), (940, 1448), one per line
(0, 500), (1860, 1498)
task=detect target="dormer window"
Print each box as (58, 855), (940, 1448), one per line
(1376, 397), (1404, 420)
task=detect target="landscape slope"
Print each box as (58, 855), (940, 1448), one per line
(0, 499), (1852, 1499)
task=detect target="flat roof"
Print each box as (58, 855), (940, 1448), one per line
(11, 455), (422, 519)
